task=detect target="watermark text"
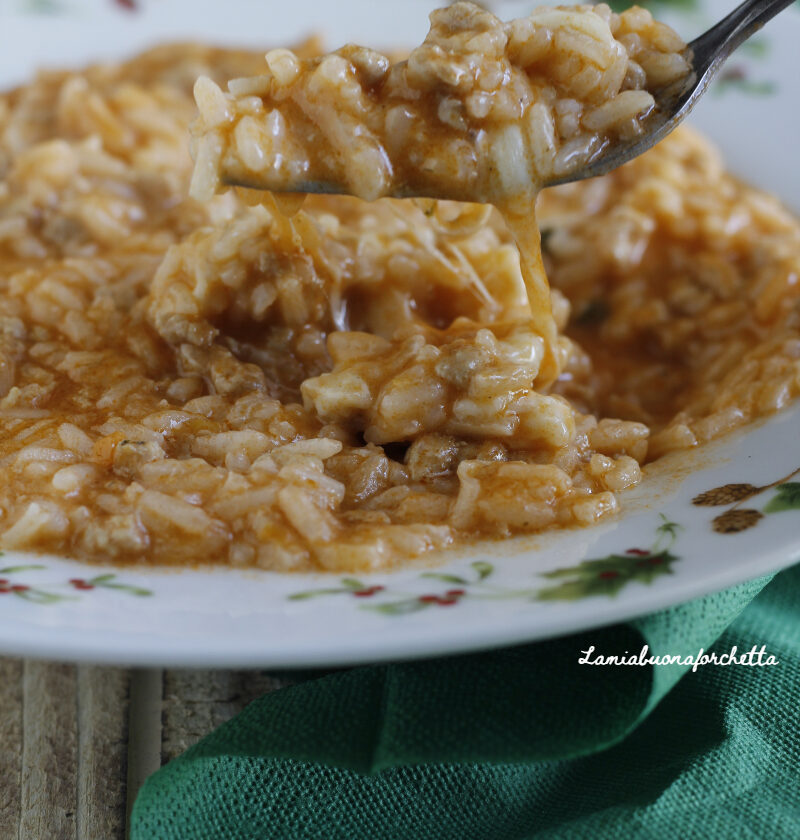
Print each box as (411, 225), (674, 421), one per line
(578, 644), (778, 672)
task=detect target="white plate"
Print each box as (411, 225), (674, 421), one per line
(1, 0), (799, 667)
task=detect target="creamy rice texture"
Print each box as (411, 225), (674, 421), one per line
(190, 2), (689, 204)
(191, 1), (690, 388)
(0, 9), (797, 571)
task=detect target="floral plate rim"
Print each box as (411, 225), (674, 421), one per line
(0, 402), (797, 667)
(0, 0), (798, 666)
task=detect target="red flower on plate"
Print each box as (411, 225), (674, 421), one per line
(353, 585), (384, 598)
(69, 578), (95, 591)
(418, 591), (463, 606)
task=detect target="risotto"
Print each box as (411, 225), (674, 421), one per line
(0, 4), (797, 571)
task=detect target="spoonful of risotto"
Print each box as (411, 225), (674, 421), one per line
(189, 0), (793, 206)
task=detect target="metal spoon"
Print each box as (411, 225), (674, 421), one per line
(546, 0), (796, 188)
(221, 0), (795, 198)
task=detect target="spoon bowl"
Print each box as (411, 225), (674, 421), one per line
(219, 0), (795, 200)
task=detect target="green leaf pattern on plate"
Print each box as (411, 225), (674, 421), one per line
(289, 517), (684, 611)
(0, 555), (152, 604)
(536, 515), (681, 601)
(763, 482), (800, 514)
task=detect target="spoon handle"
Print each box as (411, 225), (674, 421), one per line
(689, 0), (797, 71)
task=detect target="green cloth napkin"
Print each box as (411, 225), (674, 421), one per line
(132, 562), (800, 839)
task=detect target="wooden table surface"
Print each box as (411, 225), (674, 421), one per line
(0, 659), (294, 839)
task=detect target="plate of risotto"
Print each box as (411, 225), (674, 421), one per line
(0, 0), (798, 666)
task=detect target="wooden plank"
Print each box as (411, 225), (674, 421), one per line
(0, 657), (23, 839)
(19, 661), (78, 840)
(76, 665), (130, 840)
(125, 669), (164, 835)
(2, 659), (297, 840)
(0, 659), (132, 840)
(161, 671), (293, 763)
